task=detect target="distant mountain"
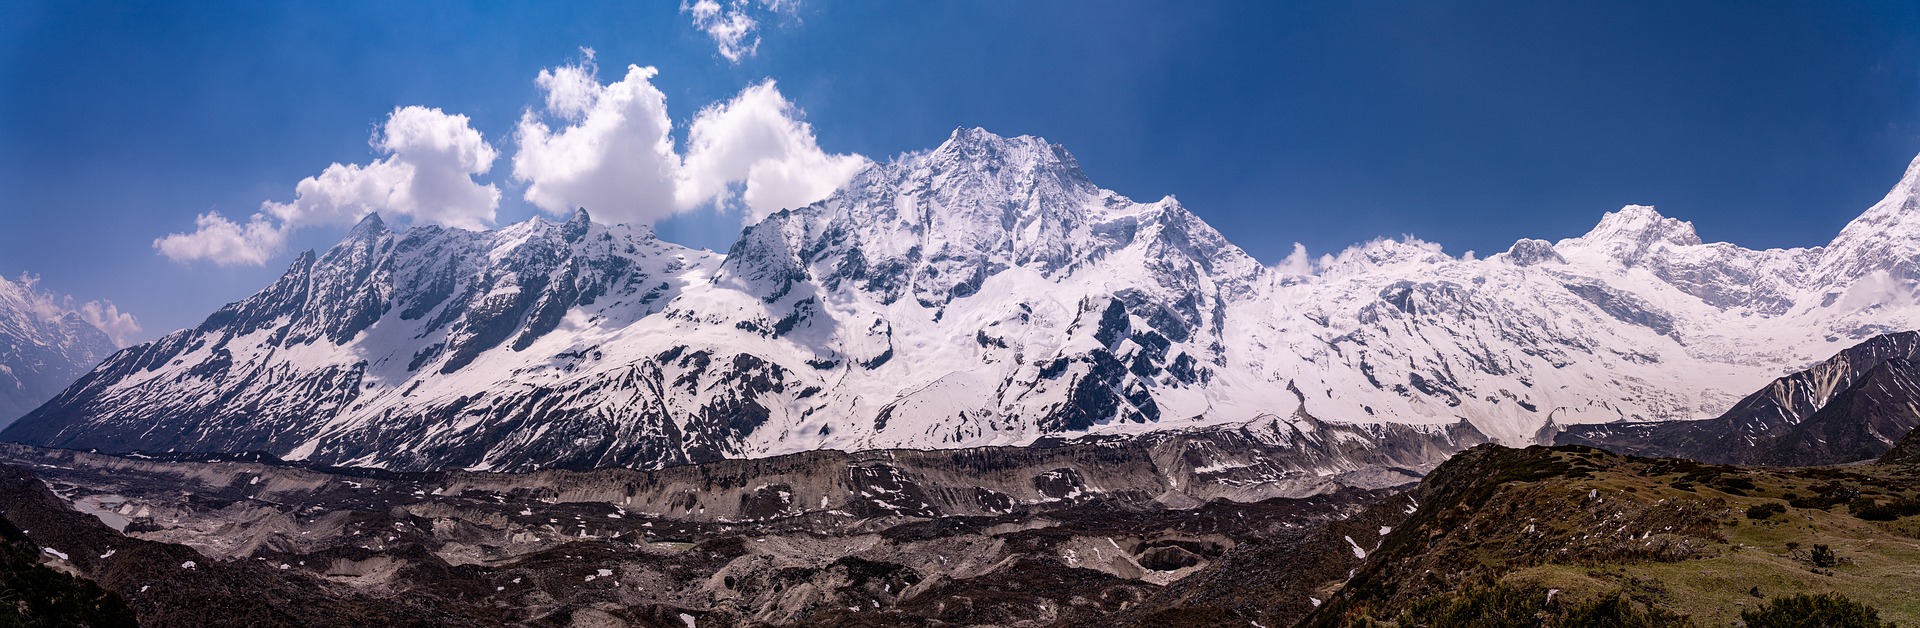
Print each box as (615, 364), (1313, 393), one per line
(9, 129), (1920, 472)
(1555, 331), (1920, 466)
(0, 275), (119, 425)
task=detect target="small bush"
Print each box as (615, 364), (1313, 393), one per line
(1851, 496), (1920, 521)
(1399, 583), (1688, 627)
(1791, 483), (1860, 509)
(1740, 593), (1893, 628)
(1746, 502), (1787, 520)
(1811, 544), (1837, 568)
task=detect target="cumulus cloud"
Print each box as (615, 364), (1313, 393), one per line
(514, 58), (864, 224)
(159, 51), (862, 268)
(683, 0), (796, 64)
(679, 80), (869, 220)
(1275, 242), (1314, 276)
(153, 211), (288, 267)
(78, 300), (142, 347)
(3, 273), (143, 347)
(514, 58), (682, 224)
(156, 106), (499, 265)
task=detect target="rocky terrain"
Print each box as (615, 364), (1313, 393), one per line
(8, 436), (1920, 627)
(13, 130), (1920, 472)
(0, 440), (1411, 627)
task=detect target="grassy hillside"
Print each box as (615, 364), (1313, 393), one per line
(1307, 445), (1920, 626)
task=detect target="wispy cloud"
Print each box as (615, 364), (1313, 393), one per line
(682, 0), (798, 64)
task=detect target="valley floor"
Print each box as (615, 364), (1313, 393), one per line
(1, 442), (1918, 626)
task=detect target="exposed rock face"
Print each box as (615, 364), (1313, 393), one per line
(1557, 331), (1920, 466)
(10, 131), (1920, 472)
(0, 275), (118, 424)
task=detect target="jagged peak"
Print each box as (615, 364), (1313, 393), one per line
(563, 208), (592, 242)
(927, 127), (1084, 177)
(345, 212), (387, 240)
(1554, 205), (1703, 266)
(1827, 152), (1920, 244)
(1572, 205), (1702, 248)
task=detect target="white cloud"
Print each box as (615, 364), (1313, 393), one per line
(537, 48), (602, 121)
(679, 80), (868, 221)
(514, 61), (864, 224)
(513, 61), (683, 225)
(156, 107), (499, 265)
(683, 0), (797, 64)
(159, 52), (863, 268)
(78, 300), (142, 348)
(1276, 242), (1314, 275)
(265, 106), (500, 231)
(3, 273), (142, 347)
(153, 211), (288, 267)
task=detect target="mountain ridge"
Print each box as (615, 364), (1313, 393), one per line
(1554, 330), (1920, 466)
(8, 129), (1920, 472)
(0, 275), (120, 424)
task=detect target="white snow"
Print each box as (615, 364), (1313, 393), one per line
(40, 133), (1920, 473)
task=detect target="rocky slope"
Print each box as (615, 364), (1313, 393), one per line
(10, 129), (1920, 472)
(0, 274), (119, 425)
(1556, 331), (1920, 466)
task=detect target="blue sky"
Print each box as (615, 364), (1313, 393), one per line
(2, 1), (1918, 339)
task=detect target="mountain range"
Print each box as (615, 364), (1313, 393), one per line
(8, 128), (1920, 472)
(0, 275), (119, 425)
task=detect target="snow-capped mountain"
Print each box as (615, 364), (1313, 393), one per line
(0, 276), (120, 424)
(9, 128), (1920, 472)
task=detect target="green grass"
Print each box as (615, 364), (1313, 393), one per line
(1493, 459), (1920, 626)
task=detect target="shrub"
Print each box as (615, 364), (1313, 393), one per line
(1811, 544), (1837, 568)
(1746, 502), (1787, 520)
(1850, 496), (1920, 522)
(1740, 593), (1893, 628)
(1399, 583), (1688, 627)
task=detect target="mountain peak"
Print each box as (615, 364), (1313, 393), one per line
(346, 212), (387, 240)
(1501, 238), (1566, 266)
(1587, 205), (1700, 245)
(1558, 205), (1702, 264)
(563, 208), (592, 242)
(931, 127), (1081, 172)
